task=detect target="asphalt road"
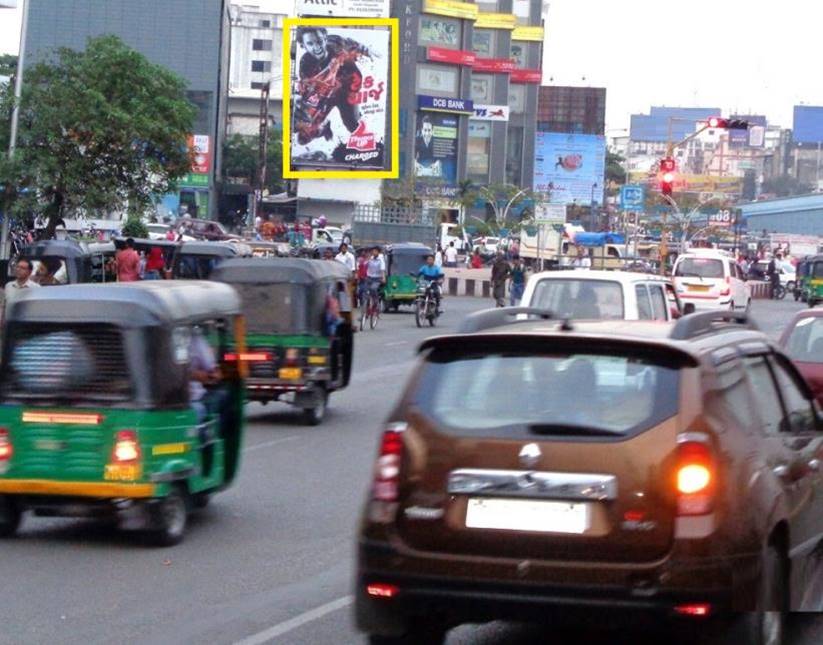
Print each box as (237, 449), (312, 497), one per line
(0, 296), (820, 645)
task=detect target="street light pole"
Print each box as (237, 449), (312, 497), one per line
(2, 0), (30, 260)
(500, 187), (529, 224)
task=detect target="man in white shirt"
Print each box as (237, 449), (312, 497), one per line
(4, 258), (40, 312)
(572, 247), (591, 269)
(444, 242), (458, 267)
(335, 243), (356, 275)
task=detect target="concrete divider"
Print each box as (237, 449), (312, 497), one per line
(749, 281), (772, 299)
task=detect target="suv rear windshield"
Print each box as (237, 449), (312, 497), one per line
(412, 348), (680, 439)
(530, 279), (624, 319)
(675, 257), (724, 279)
(1, 324), (132, 402)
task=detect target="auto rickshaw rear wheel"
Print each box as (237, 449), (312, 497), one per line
(148, 484), (188, 547)
(0, 496), (22, 538)
(303, 388), (328, 426)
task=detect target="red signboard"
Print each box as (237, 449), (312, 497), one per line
(426, 47), (476, 66)
(510, 68), (542, 83)
(188, 134), (212, 174)
(472, 57), (516, 73)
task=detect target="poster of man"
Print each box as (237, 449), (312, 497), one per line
(414, 115), (440, 177)
(414, 112), (457, 184)
(289, 24), (390, 171)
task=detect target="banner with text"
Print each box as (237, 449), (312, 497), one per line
(533, 132), (606, 205)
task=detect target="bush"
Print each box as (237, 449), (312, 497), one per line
(121, 215), (148, 239)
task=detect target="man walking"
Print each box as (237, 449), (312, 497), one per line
(509, 256), (526, 306)
(115, 238), (141, 282)
(491, 251), (510, 308)
(444, 241), (458, 268)
(335, 242), (356, 276)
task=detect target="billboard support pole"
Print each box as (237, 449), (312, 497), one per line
(255, 80), (271, 222)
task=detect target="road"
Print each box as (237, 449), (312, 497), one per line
(0, 297), (820, 645)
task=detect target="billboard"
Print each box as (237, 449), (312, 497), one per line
(728, 115), (767, 148)
(533, 133), (606, 205)
(188, 135), (211, 174)
(294, 0), (390, 18)
(793, 105), (823, 144)
(283, 17), (399, 179)
(414, 111), (458, 194)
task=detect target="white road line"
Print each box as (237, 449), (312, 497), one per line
(384, 341), (409, 347)
(241, 435), (300, 454)
(233, 595), (354, 645)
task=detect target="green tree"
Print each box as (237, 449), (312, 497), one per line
(221, 127), (283, 193)
(120, 214), (148, 238)
(0, 54), (16, 78)
(605, 149), (627, 186)
(0, 35), (196, 237)
(760, 173), (812, 198)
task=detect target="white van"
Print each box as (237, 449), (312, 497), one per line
(672, 249), (750, 311)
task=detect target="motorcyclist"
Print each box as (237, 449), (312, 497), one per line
(417, 254), (444, 314)
(767, 254), (781, 299)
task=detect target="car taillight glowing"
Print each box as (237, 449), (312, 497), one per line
(111, 430), (141, 464)
(224, 352), (271, 362)
(372, 422), (407, 502)
(675, 435), (715, 516)
(0, 428), (12, 462)
(674, 603), (712, 617)
(366, 583), (399, 598)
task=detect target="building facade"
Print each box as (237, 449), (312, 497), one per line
(536, 85), (605, 135)
(22, 0), (231, 220)
(742, 193), (823, 236)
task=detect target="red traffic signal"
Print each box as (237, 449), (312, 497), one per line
(661, 172), (675, 196)
(707, 117), (749, 130)
(660, 157), (676, 172)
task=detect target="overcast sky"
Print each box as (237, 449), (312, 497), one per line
(2, 0), (822, 131)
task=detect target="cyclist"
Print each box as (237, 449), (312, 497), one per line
(364, 246), (386, 309)
(417, 253), (444, 314)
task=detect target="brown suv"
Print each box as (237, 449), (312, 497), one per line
(355, 309), (823, 645)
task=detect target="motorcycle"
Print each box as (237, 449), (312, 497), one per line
(414, 278), (441, 328)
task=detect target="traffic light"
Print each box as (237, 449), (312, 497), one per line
(707, 117), (749, 130)
(659, 158), (675, 196)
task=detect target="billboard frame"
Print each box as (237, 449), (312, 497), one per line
(282, 17), (399, 179)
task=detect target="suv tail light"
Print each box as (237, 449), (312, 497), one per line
(0, 428), (12, 462)
(111, 430), (141, 464)
(675, 434), (715, 516)
(372, 422), (407, 502)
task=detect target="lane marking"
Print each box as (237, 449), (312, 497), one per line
(242, 435), (300, 454)
(233, 595), (354, 645)
(384, 341), (409, 347)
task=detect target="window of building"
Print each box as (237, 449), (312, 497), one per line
(259, 19), (271, 28)
(468, 122), (491, 183)
(252, 39), (272, 51)
(513, 0), (532, 25)
(508, 84), (526, 113)
(419, 16), (461, 49)
(251, 81), (268, 90)
(506, 126), (524, 185)
(510, 43), (526, 68)
(470, 74), (494, 103)
(416, 64), (458, 96)
(251, 60), (271, 73)
(472, 29), (495, 56)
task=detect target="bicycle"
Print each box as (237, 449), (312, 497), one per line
(360, 284), (381, 331)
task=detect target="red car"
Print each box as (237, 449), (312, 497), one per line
(780, 309), (823, 403)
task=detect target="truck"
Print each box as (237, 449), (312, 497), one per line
(352, 221), (436, 248)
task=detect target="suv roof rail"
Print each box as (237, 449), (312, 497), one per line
(670, 310), (758, 341)
(458, 307), (555, 334)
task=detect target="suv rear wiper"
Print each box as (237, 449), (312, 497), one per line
(677, 271), (704, 281)
(528, 423), (624, 437)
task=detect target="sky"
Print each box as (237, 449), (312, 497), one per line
(2, 0), (822, 131)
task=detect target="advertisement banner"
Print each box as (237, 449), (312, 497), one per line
(420, 15), (461, 47)
(422, 0), (478, 20)
(473, 57), (516, 73)
(285, 19), (398, 178)
(415, 111), (458, 193)
(426, 46), (475, 66)
(189, 134), (211, 174)
(474, 12), (516, 29)
(533, 133), (606, 206)
(471, 104), (509, 121)
(511, 25), (544, 41)
(793, 105), (823, 144)
(628, 171), (742, 195)
(728, 114), (767, 148)
(418, 94), (474, 114)
(294, 0), (390, 18)
(510, 68), (541, 83)
(707, 209), (735, 228)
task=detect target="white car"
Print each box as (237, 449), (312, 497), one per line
(673, 250), (750, 311)
(145, 223), (195, 241)
(474, 237), (500, 255)
(520, 269), (682, 321)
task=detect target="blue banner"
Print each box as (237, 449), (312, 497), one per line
(417, 95), (474, 114)
(533, 133), (606, 206)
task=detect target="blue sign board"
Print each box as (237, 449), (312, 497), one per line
(793, 105), (823, 144)
(533, 132), (606, 206)
(417, 95), (474, 114)
(619, 184), (645, 211)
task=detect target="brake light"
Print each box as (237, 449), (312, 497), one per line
(674, 603), (712, 617)
(372, 422), (406, 502)
(675, 436), (715, 516)
(366, 583), (399, 599)
(224, 352), (271, 362)
(0, 428), (12, 462)
(111, 430), (141, 464)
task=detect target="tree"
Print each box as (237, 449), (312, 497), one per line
(121, 214), (148, 238)
(0, 35), (196, 237)
(221, 127), (283, 193)
(760, 174), (812, 198)
(0, 54), (16, 78)
(605, 149), (627, 186)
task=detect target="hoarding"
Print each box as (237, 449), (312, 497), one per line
(511, 25), (544, 41)
(418, 94), (473, 114)
(426, 47), (475, 66)
(793, 105), (823, 144)
(628, 171), (742, 195)
(533, 133), (606, 206)
(471, 104), (509, 121)
(283, 17), (399, 179)
(510, 68), (541, 83)
(188, 134), (211, 174)
(474, 12), (516, 29)
(473, 58), (516, 73)
(295, 0), (390, 18)
(729, 114), (766, 148)
(414, 111), (458, 192)
(422, 0), (478, 20)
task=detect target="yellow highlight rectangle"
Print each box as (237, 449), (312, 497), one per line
(282, 17), (399, 179)
(152, 443), (189, 456)
(511, 25), (545, 41)
(23, 411), (103, 425)
(474, 12), (516, 30)
(422, 0), (478, 20)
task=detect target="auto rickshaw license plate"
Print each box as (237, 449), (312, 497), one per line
(104, 464), (141, 481)
(278, 367), (303, 380)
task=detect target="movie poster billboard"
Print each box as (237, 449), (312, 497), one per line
(283, 18), (398, 178)
(533, 132), (606, 205)
(414, 111), (458, 192)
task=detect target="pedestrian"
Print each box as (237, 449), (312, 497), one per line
(335, 242), (356, 275)
(490, 251), (510, 308)
(572, 246), (591, 269)
(434, 244), (444, 268)
(444, 241), (458, 268)
(470, 248), (483, 269)
(114, 238), (141, 282)
(509, 256), (526, 306)
(4, 258), (40, 312)
(767, 254), (780, 298)
(34, 257), (61, 286)
(144, 247), (165, 280)
(138, 251), (147, 280)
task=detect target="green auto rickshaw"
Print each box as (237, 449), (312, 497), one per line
(802, 255), (823, 307)
(211, 257), (353, 425)
(382, 243), (433, 312)
(0, 281), (247, 545)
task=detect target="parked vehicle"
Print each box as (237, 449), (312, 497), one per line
(780, 309), (823, 404)
(520, 270), (685, 321)
(673, 249), (750, 311)
(749, 260), (796, 292)
(356, 308), (823, 644)
(383, 243), (433, 312)
(0, 281), (247, 545)
(173, 241), (250, 280)
(211, 258), (353, 425)
(178, 217), (241, 242)
(799, 255), (823, 307)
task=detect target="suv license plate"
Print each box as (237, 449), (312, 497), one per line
(465, 498), (590, 534)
